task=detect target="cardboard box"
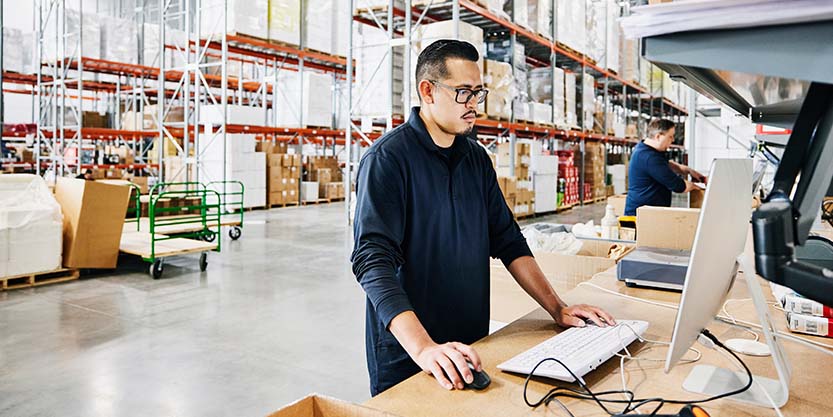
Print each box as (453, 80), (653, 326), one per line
(636, 206), (700, 251)
(268, 394), (400, 417)
(54, 178), (131, 269)
(608, 194), (627, 217)
(534, 240), (635, 288)
(309, 168), (332, 183)
(689, 188), (704, 209)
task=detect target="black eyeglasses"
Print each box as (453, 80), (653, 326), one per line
(430, 80), (489, 104)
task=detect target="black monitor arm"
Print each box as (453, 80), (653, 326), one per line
(752, 82), (833, 307)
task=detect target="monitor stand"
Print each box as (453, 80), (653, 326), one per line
(681, 255), (791, 408)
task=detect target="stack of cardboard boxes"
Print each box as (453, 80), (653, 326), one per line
(258, 140), (300, 207)
(497, 142), (535, 218)
(306, 156), (345, 201)
(581, 142), (606, 202)
(557, 150), (580, 207)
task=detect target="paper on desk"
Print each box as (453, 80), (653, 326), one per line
(620, 0), (833, 39)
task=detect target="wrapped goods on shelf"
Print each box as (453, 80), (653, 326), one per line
(305, 0), (334, 54)
(639, 59), (652, 91)
(587, 0), (620, 73)
(527, 0), (552, 38)
(101, 17), (137, 64)
(506, 0), (530, 29)
(269, 0), (301, 46)
(301, 181), (320, 202)
(200, 104), (267, 126)
(553, 66), (566, 128)
(484, 59), (513, 120)
(608, 164), (627, 195)
(0, 175), (63, 277)
(355, 24), (404, 117)
(579, 74), (595, 131)
(564, 71), (578, 129)
(333, 0), (350, 57)
(619, 35), (639, 83)
(44, 9), (101, 61)
(528, 67), (552, 105)
(2, 28), (25, 74)
(141, 23), (188, 68)
(555, 0), (586, 55)
(275, 70), (334, 128)
(201, 0), (268, 39)
(528, 102), (553, 126)
(513, 99), (530, 122)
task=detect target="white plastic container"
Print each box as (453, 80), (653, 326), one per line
(601, 204), (619, 240)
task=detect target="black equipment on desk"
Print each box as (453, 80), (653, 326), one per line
(752, 82), (833, 308)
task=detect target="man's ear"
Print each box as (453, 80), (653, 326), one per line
(418, 79), (434, 104)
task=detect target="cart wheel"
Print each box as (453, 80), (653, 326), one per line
(199, 253), (208, 271)
(229, 226), (242, 240)
(150, 260), (164, 279)
(202, 231), (216, 242)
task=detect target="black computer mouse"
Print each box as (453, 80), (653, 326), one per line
(464, 362), (491, 390)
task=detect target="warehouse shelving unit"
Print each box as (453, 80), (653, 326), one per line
(344, 0), (688, 219)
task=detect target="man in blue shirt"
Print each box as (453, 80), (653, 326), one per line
(351, 40), (615, 396)
(625, 119), (706, 216)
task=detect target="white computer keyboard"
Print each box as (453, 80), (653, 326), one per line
(498, 320), (649, 383)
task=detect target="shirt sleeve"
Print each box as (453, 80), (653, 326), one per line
(647, 153), (686, 193)
(350, 151), (412, 330)
(484, 153), (534, 267)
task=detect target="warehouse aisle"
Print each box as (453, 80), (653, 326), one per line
(0, 203), (607, 416)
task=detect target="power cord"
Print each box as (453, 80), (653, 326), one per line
(522, 330), (753, 416)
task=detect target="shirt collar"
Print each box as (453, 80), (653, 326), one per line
(407, 107), (474, 157)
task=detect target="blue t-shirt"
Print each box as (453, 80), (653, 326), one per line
(625, 142), (686, 216)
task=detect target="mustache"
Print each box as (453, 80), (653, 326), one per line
(462, 111), (477, 118)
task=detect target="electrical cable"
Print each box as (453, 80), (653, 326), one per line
(715, 346), (785, 417)
(722, 298), (761, 342)
(522, 330), (753, 416)
(576, 281), (833, 354)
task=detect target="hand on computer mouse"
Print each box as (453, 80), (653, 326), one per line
(415, 341), (482, 390)
(553, 303), (616, 328)
(464, 362), (491, 390)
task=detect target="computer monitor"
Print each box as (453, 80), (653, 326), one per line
(665, 158), (791, 408)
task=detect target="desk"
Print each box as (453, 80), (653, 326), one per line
(365, 268), (832, 416)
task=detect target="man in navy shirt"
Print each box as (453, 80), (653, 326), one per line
(351, 40), (615, 396)
(625, 119), (706, 216)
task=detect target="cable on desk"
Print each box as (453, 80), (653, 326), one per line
(522, 330), (753, 416)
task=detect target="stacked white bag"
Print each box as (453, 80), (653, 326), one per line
(0, 175), (64, 277)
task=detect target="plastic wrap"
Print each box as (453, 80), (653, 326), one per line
(202, 0), (268, 39)
(269, 0), (301, 46)
(44, 9), (101, 61)
(275, 70), (334, 128)
(484, 60), (513, 120)
(305, 0), (333, 53)
(527, 0), (551, 38)
(101, 17), (137, 63)
(528, 67), (552, 104)
(354, 24), (404, 117)
(564, 72), (578, 128)
(3, 28), (24, 73)
(553, 67), (566, 127)
(0, 175), (63, 277)
(522, 225), (582, 255)
(555, 0), (586, 54)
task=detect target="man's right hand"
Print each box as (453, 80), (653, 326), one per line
(414, 342), (482, 390)
(683, 180), (703, 193)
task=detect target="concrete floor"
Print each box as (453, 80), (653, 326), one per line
(0, 202), (605, 417)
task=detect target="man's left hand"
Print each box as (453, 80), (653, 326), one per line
(552, 304), (616, 328)
(688, 168), (708, 185)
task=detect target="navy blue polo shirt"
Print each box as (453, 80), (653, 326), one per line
(625, 141), (686, 216)
(351, 107), (532, 396)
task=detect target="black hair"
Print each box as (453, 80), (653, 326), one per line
(415, 39), (480, 101)
(647, 119), (676, 138)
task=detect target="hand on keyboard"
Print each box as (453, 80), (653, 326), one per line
(552, 303), (617, 328)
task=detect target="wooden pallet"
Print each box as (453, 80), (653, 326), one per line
(2, 268), (80, 291)
(243, 206), (269, 212)
(301, 198), (329, 206)
(593, 196), (607, 204)
(269, 202), (300, 209)
(556, 42), (589, 61)
(556, 204), (575, 213)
